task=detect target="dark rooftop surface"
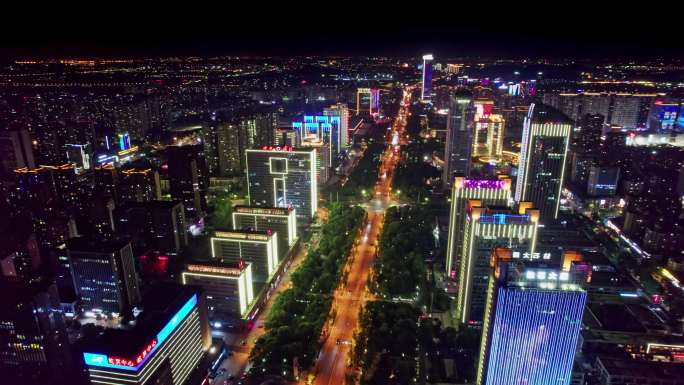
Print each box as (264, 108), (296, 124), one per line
(66, 236), (131, 254)
(80, 283), (200, 358)
(530, 103), (573, 125)
(598, 356), (684, 378)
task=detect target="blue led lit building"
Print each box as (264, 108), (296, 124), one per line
(476, 249), (587, 385)
(81, 284), (211, 385)
(292, 114), (345, 168)
(455, 203), (540, 325)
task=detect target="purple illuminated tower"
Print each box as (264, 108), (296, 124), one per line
(421, 54), (433, 101)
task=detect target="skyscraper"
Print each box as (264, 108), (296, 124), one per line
(443, 91), (475, 187)
(0, 127), (35, 177)
(67, 237), (141, 316)
(472, 100), (505, 159)
(0, 278), (72, 384)
(515, 104), (572, 221)
(246, 146), (318, 221)
(356, 88), (380, 116)
(445, 177), (512, 278)
(324, 103), (350, 154)
(167, 144), (208, 218)
(232, 205), (297, 261)
(456, 203), (539, 325)
(476, 249), (587, 385)
(421, 54), (434, 102)
(181, 260), (255, 322)
(81, 284), (211, 385)
(119, 168), (159, 203)
(210, 230), (278, 289)
(116, 200), (188, 255)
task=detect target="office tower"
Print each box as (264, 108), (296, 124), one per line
(476, 249), (587, 385)
(181, 260), (254, 322)
(648, 98), (681, 132)
(75, 194), (116, 240)
(515, 104), (572, 221)
(232, 205), (297, 261)
(0, 228), (41, 280)
(65, 143), (91, 174)
(542, 92), (654, 129)
(252, 109), (278, 147)
(324, 103), (350, 151)
(210, 230), (278, 289)
(246, 147), (318, 221)
(587, 166), (620, 196)
(294, 114), (343, 169)
(11, 165), (78, 248)
(0, 278), (72, 384)
(456, 203), (539, 324)
(216, 122), (243, 176)
(302, 138), (330, 184)
(67, 238), (140, 316)
(119, 168), (159, 203)
(167, 144), (208, 218)
(116, 201), (188, 255)
(421, 54), (434, 101)
(12, 164), (77, 207)
(472, 100), (505, 158)
(445, 177), (512, 278)
(81, 284), (211, 385)
(443, 91), (475, 187)
(356, 88), (380, 115)
(0, 127), (35, 176)
(570, 114), (604, 184)
(275, 127), (297, 147)
(573, 114), (603, 153)
(94, 163), (119, 202)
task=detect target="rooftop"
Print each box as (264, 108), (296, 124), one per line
(80, 283), (200, 358)
(530, 103), (573, 125)
(598, 356), (684, 378)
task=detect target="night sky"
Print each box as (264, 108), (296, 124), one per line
(1, 7), (682, 59)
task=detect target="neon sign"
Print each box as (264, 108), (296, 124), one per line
(261, 145), (294, 152)
(462, 179), (505, 190)
(83, 294), (197, 371)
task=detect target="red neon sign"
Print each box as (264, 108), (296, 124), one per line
(261, 145), (294, 152)
(107, 338), (158, 367)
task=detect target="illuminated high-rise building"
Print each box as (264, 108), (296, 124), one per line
(445, 177), (512, 278)
(476, 249), (587, 385)
(119, 168), (159, 203)
(232, 205), (297, 261)
(65, 143), (91, 174)
(116, 200), (188, 255)
(275, 127), (297, 147)
(246, 146), (318, 221)
(472, 100), (505, 159)
(356, 88), (380, 115)
(210, 230), (278, 290)
(81, 284), (211, 385)
(0, 278), (72, 384)
(167, 144), (208, 218)
(181, 260), (255, 322)
(324, 103), (350, 152)
(421, 54), (434, 101)
(443, 91), (475, 187)
(0, 127), (36, 176)
(515, 104), (572, 221)
(67, 237), (141, 316)
(456, 203), (539, 325)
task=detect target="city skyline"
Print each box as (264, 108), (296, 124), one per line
(2, 33), (684, 385)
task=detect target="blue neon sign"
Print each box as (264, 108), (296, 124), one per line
(83, 294), (198, 371)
